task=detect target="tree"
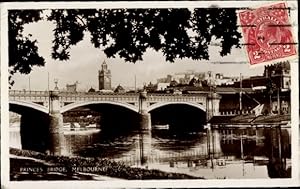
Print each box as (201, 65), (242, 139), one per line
(8, 8), (242, 86)
(9, 10), (45, 86)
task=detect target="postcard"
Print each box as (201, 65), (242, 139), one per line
(1, 1), (299, 188)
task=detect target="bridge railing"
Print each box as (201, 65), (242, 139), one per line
(58, 91), (139, 97)
(9, 90), (140, 97)
(147, 93), (206, 102)
(57, 92), (140, 103)
(9, 90), (49, 96)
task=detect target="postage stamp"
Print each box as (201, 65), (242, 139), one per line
(238, 2), (297, 66)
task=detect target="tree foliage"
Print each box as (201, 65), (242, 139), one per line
(8, 8), (242, 84)
(9, 10), (45, 86)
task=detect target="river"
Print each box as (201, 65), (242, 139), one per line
(9, 122), (291, 179)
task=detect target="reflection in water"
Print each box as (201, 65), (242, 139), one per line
(9, 122), (291, 179)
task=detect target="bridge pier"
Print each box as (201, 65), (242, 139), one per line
(138, 114), (151, 165)
(139, 113), (151, 130)
(206, 127), (222, 158)
(139, 91), (151, 131)
(138, 129), (152, 166)
(137, 91), (152, 165)
(47, 90), (65, 155)
(48, 112), (65, 155)
(206, 92), (221, 121)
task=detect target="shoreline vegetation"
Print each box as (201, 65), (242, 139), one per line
(10, 148), (202, 180)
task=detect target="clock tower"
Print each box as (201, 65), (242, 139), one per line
(98, 60), (112, 90)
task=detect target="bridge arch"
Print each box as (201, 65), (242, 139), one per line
(60, 100), (139, 113)
(9, 100), (49, 114)
(147, 101), (206, 113)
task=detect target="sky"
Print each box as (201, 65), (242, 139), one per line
(10, 17), (265, 91)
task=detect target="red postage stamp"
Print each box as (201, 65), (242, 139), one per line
(239, 2), (297, 66)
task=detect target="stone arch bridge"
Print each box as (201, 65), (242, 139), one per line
(9, 90), (221, 154)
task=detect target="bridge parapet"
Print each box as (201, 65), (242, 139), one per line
(9, 90), (140, 103)
(58, 92), (139, 104)
(9, 90), (49, 97)
(58, 91), (139, 97)
(9, 90), (50, 107)
(147, 93), (206, 103)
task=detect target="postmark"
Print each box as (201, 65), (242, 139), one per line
(239, 2), (297, 66)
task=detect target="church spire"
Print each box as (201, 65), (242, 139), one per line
(98, 59), (112, 90)
(101, 60), (108, 71)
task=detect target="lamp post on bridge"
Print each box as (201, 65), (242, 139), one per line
(54, 78), (59, 91)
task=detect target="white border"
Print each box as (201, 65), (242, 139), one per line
(1, 1), (299, 188)
(1, 1), (298, 9)
(1, 2), (10, 188)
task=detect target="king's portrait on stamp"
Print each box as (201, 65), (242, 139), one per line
(0, 1), (298, 189)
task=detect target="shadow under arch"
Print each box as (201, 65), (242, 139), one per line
(9, 102), (50, 153)
(148, 102), (207, 133)
(62, 102), (141, 133)
(60, 100), (139, 114)
(10, 100), (49, 114)
(147, 101), (206, 113)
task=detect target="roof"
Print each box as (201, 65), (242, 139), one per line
(178, 86), (254, 94)
(208, 115), (236, 124)
(252, 114), (290, 124)
(215, 87), (253, 94)
(114, 85), (125, 93)
(88, 87), (96, 92)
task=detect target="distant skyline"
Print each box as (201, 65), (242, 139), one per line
(10, 18), (265, 91)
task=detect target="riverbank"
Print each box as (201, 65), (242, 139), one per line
(10, 148), (202, 180)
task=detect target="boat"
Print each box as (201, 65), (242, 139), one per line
(203, 124), (211, 130)
(86, 123), (98, 128)
(63, 128), (101, 135)
(153, 124), (169, 130)
(72, 122), (81, 128)
(63, 123), (71, 128)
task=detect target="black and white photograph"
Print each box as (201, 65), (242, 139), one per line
(1, 1), (299, 188)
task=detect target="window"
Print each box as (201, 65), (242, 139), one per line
(286, 81), (290, 87)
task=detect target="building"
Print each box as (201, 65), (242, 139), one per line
(98, 60), (112, 90)
(144, 82), (157, 92)
(229, 61), (291, 115)
(114, 84), (126, 93)
(189, 77), (202, 87)
(66, 81), (78, 92)
(157, 74), (172, 83)
(230, 61), (291, 90)
(157, 83), (169, 91)
(215, 73), (239, 86)
(88, 87), (96, 93)
(232, 76), (266, 89)
(264, 61), (291, 90)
